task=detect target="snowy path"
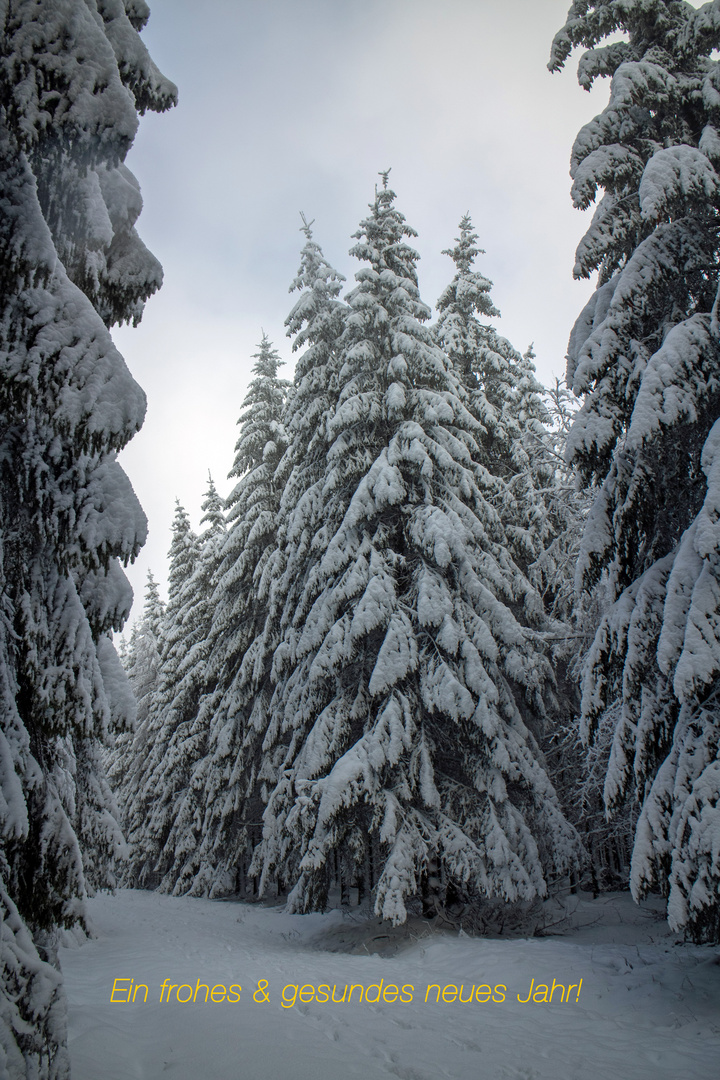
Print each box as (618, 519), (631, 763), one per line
(60, 890), (720, 1080)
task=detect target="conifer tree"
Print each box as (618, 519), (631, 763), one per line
(184, 338), (289, 897)
(126, 571), (166, 714)
(253, 175), (579, 924)
(263, 217), (349, 677)
(155, 476), (228, 894)
(551, 0), (720, 940)
(126, 503), (199, 887)
(279, 214), (347, 503)
(187, 232), (347, 899)
(436, 213), (500, 384)
(214, 223), (349, 892)
(198, 472), (227, 539)
(109, 570), (165, 846)
(436, 216), (555, 576)
(0, 3), (175, 1073)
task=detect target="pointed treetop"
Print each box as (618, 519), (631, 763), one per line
(252, 332), (284, 379)
(170, 498), (192, 533)
(144, 568), (160, 603)
(299, 211), (316, 240)
(142, 569), (165, 636)
(350, 174), (423, 315)
(200, 471), (226, 539)
(285, 225), (346, 350)
(438, 213), (499, 320)
(362, 169), (416, 240)
(167, 500), (198, 602)
(442, 214), (481, 273)
(231, 334), (289, 479)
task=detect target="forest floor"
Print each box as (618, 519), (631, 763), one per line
(59, 888), (720, 1080)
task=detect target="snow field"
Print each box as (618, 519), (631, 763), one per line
(60, 890), (720, 1080)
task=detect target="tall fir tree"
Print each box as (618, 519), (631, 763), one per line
(154, 476), (228, 894)
(215, 223), (350, 892)
(265, 216), (349, 683)
(278, 214), (348, 509)
(182, 233), (347, 900)
(551, 0), (720, 940)
(436, 216), (555, 583)
(125, 503), (199, 887)
(252, 175), (579, 923)
(198, 472), (227, 539)
(125, 571), (166, 717)
(0, 2), (175, 1074)
(183, 337), (289, 897)
(435, 218), (593, 860)
(109, 570), (165, 848)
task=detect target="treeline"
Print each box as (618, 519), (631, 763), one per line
(112, 195), (593, 927)
(114, 0), (720, 948)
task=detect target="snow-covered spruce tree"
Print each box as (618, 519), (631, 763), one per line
(183, 337), (289, 897)
(435, 214), (500, 382)
(436, 216), (558, 598)
(551, 0), (720, 940)
(0, 880), (66, 1080)
(0, 2), (175, 1073)
(197, 472), (227, 539)
(108, 570), (165, 843)
(434, 217), (597, 866)
(267, 215), (348, 657)
(124, 571), (166, 723)
(210, 222), (350, 895)
(280, 214), (347, 483)
(189, 231), (346, 900)
(253, 174), (579, 924)
(524, 382), (632, 892)
(154, 476), (228, 895)
(125, 502), (199, 887)
(527, 380), (586, 622)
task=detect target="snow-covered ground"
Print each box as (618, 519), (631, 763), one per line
(60, 889), (720, 1080)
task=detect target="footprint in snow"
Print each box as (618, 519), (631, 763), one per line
(499, 1068), (542, 1080)
(389, 1015), (415, 1030)
(388, 1063), (442, 1080)
(444, 1035), (484, 1053)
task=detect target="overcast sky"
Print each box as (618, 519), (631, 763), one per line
(112, 0), (621, 621)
